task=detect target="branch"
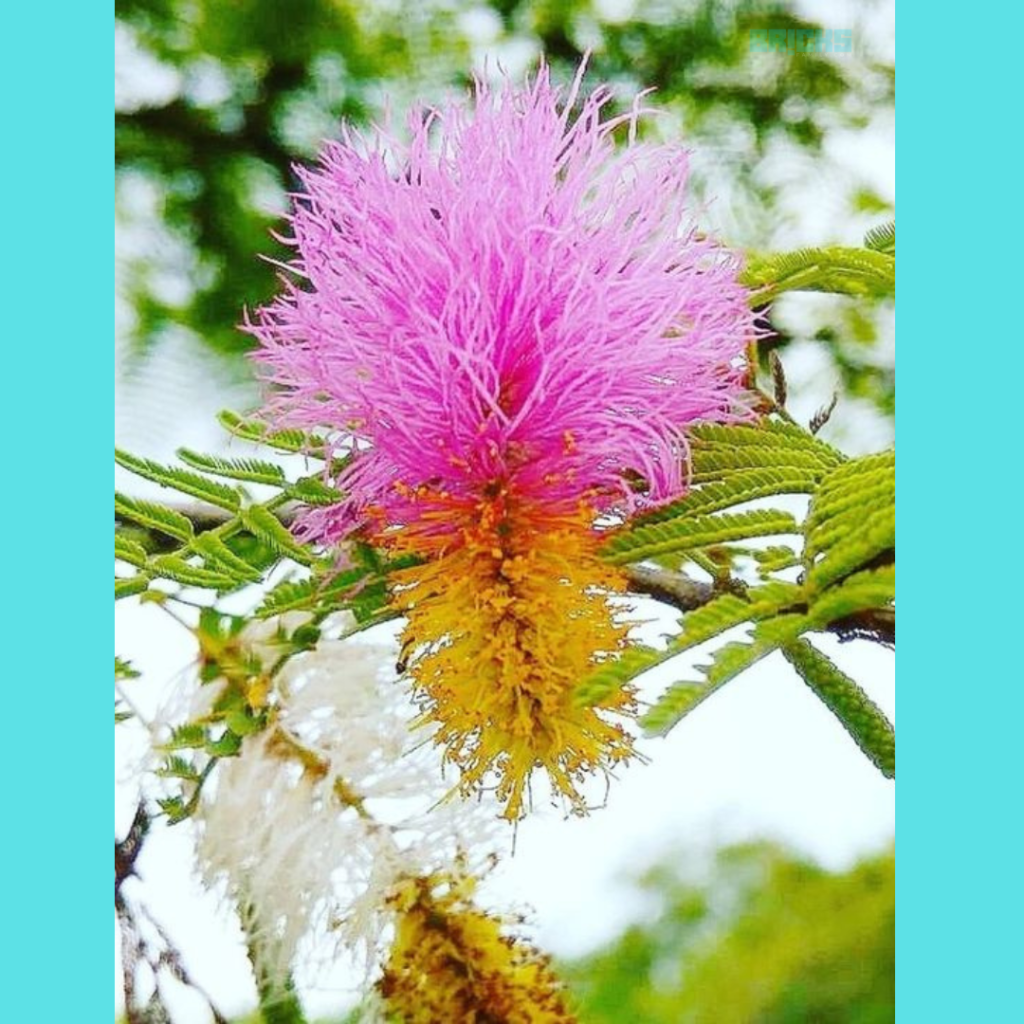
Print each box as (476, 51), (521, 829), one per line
(624, 564), (895, 647)
(624, 564), (715, 611)
(116, 502), (894, 645)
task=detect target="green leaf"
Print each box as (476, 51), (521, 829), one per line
(115, 449), (241, 510)
(864, 220), (895, 254)
(782, 639), (894, 777)
(177, 449), (287, 486)
(754, 546), (801, 573)
(672, 580), (803, 651)
(691, 445), (840, 483)
(115, 492), (194, 543)
(148, 555), (238, 590)
(806, 451), (894, 526)
(806, 504), (895, 593)
(741, 246), (895, 303)
(256, 566), (367, 616)
(256, 577), (319, 616)
(115, 535), (149, 568)
(206, 730), (243, 757)
(802, 452), (895, 592)
(240, 506), (317, 566)
(601, 510), (800, 565)
(115, 656), (141, 681)
(156, 795), (189, 823)
(155, 755), (201, 782)
(690, 419), (846, 459)
(224, 708), (263, 736)
(115, 575), (150, 600)
(574, 645), (673, 709)
(218, 410), (327, 456)
(286, 475), (344, 506)
(804, 470), (895, 547)
(634, 468), (822, 524)
(192, 532), (266, 583)
(807, 565), (895, 629)
(347, 579), (389, 622)
(642, 614), (809, 736)
(164, 723), (208, 750)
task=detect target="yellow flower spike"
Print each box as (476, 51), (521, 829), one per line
(380, 872), (577, 1024)
(385, 485), (637, 821)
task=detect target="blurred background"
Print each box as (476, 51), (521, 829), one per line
(115, 0), (894, 1020)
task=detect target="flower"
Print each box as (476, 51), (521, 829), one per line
(248, 61), (756, 819)
(380, 870), (575, 1023)
(196, 615), (495, 984)
(194, 614), (576, 1021)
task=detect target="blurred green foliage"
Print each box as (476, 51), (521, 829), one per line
(237, 842), (894, 1023)
(116, 0), (894, 416)
(562, 841), (894, 1023)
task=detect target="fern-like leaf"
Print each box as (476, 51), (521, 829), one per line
(115, 575), (149, 600)
(574, 645), (671, 708)
(176, 449), (287, 486)
(115, 535), (149, 569)
(192, 533), (266, 583)
(782, 639), (895, 777)
(115, 450), (241, 511)
(802, 451), (895, 592)
(255, 565), (368, 617)
(285, 475), (344, 506)
(255, 577), (319, 617)
(115, 656), (140, 680)
(148, 556), (239, 590)
(155, 755), (201, 782)
(635, 468), (822, 524)
(672, 580), (803, 650)
(804, 463), (895, 545)
(218, 410), (327, 456)
(691, 445), (841, 482)
(115, 493), (194, 543)
(163, 723), (208, 750)
(741, 246), (895, 303)
(642, 613), (810, 735)
(240, 507), (317, 567)
(754, 546), (801, 574)
(806, 504), (895, 594)
(602, 509), (799, 565)
(690, 420), (846, 458)
(864, 220), (895, 254)
(807, 565), (895, 630)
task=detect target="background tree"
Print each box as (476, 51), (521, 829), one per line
(116, 0), (894, 419)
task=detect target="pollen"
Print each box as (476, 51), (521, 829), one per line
(385, 484), (636, 821)
(379, 872), (577, 1023)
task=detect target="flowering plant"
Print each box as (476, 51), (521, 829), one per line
(115, 59), (894, 1022)
(247, 62), (758, 822)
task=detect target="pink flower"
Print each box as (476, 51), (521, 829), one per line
(247, 60), (755, 544)
(248, 60), (759, 820)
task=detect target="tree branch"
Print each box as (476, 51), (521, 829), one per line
(116, 502), (894, 646)
(624, 565), (715, 611)
(623, 564), (895, 647)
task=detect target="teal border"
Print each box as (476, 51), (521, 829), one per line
(2, 5), (107, 1017)
(902, 4), (1022, 1020)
